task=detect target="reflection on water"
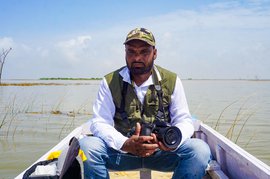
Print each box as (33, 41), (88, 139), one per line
(0, 79), (270, 178)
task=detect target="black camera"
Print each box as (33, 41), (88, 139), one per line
(140, 120), (182, 149)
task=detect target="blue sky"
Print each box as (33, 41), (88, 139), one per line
(1, 0), (270, 79)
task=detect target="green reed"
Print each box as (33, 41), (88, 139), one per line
(214, 98), (239, 131)
(235, 109), (256, 144)
(212, 94), (258, 147)
(225, 96), (255, 141)
(0, 94), (91, 140)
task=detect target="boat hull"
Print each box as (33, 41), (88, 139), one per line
(16, 121), (270, 179)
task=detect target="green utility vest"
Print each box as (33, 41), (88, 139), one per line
(105, 65), (177, 136)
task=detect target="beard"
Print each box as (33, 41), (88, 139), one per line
(127, 58), (154, 75)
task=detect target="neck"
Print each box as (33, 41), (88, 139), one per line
(131, 71), (152, 86)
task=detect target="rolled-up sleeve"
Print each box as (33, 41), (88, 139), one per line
(89, 78), (128, 150)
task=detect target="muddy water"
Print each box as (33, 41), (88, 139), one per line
(0, 80), (269, 178)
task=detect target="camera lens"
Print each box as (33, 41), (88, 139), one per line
(163, 126), (182, 148)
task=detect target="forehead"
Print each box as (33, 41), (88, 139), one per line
(125, 40), (152, 49)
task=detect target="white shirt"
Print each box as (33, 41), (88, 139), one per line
(89, 66), (194, 151)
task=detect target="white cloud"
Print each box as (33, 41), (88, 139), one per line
(0, 37), (14, 49)
(135, 2), (270, 79)
(247, 0), (270, 6)
(57, 35), (92, 48)
(55, 35), (92, 63)
(2, 1), (270, 79)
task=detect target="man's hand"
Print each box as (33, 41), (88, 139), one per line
(151, 132), (177, 152)
(121, 123), (159, 157)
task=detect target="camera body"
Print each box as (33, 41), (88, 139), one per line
(140, 120), (182, 149)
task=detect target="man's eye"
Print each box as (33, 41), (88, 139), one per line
(127, 50), (135, 55)
(126, 49), (151, 56)
(141, 50), (151, 56)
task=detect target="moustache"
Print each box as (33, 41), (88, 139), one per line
(131, 62), (145, 67)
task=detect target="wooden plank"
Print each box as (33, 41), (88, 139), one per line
(206, 160), (229, 179)
(140, 170), (151, 179)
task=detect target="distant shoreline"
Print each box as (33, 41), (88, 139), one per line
(183, 78), (270, 81)
(1, 78), (270, 81)
(0, 82), (94, 86)
(0, 77), (270, 84)
(38, 78), (270, 82)
(39, 77), (102, 80)
(0, 78), (269, 86)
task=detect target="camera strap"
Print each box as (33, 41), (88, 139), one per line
(115, 80), (130, 124)
(152, 69), (166, 121)
(117, 67), (166, 124)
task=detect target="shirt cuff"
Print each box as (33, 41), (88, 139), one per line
(115, 135), (129, 153)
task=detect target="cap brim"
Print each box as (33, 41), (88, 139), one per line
(124, 38), (155, 46)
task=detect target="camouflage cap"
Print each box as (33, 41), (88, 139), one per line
(124, 28), (155, 46)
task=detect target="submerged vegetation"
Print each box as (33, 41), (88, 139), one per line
(0, 95), (92, 140)
(1, 93), (257, 147)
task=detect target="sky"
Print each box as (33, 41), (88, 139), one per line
(1, 0), (270, 80)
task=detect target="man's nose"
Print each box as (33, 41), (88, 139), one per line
(133, 54), (142, 62)
(133, 52), (143, 61)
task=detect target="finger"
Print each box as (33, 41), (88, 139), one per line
(150, 133), (158, 143)
(137, 135), (154, 143)
(132, 135), (139, 142)
(158, 141), (171, 151)
(134, 122), (141, 136)
(142, 143), (159, 150)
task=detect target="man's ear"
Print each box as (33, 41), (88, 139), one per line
(153, 48), (157, 60)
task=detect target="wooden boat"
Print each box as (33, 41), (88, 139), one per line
(16, 120), (270, 179)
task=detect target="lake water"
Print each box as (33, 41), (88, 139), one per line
(0, 79), (270, 178)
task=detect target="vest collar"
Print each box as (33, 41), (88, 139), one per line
(119, 65), (162, 86)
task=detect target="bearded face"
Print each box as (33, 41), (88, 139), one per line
(126, 56), (154, 75)
(125, 40), (156, 76)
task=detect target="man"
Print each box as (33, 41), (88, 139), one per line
(80, 27), (211, 178)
